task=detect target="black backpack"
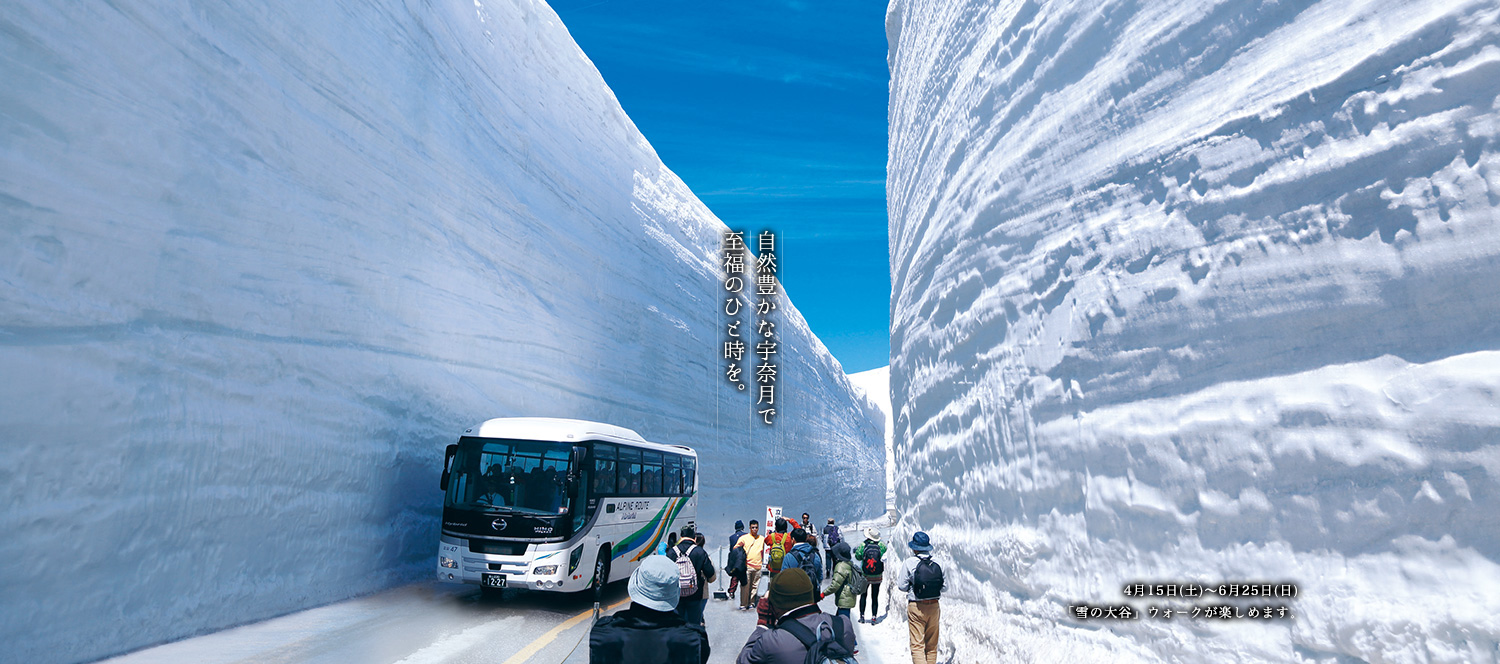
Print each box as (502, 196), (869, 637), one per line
(860, 541), (883, 576)
(778, 617), (859, 664)
(789, 547), (819, 585)
(911, 556), (944, 600)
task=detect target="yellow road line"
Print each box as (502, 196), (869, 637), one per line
(500, 599), (630, 664)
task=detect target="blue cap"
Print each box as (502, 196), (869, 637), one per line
(909, 531), (933, 552)
(735, 520), (745, 530)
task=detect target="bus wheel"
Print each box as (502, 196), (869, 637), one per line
(592, 549), (611, 601)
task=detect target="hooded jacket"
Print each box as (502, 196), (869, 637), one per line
(735, 605), (856, 664)
(786, 542), (823, 588)
(824, 542), (858, 609)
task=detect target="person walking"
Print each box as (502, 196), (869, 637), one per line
(726, 538), (748, 602)
(657, 531), (679, 556)
(735, 568), (856, 664)
(853, 527), (888, 624)
(823, 541), (859, 619)
(666, 526), (716, 627)
(729, 520), (748, 549)
(589, 555), (710, 664)
(763, 518), (794, 579)
(785, 528), (823, 590)
(735, 520), (765, 610)
(726, 520), (748, 598)
(822, 518), (842, 578)
(898, 531), (946, 664)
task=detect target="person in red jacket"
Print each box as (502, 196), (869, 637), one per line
(763, 518), (795, 579)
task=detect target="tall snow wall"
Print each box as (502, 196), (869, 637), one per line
(887, 0), (1500, 661)
(0, 2), (884, 661)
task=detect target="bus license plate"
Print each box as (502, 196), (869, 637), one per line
(482, 573), (507, 588)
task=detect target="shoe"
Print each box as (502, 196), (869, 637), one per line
(858, 617), (866, 624)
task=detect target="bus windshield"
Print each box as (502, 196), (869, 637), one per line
(445, 437), (573, 516)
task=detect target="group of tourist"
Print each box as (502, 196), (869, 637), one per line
(588, 513), (947, 664)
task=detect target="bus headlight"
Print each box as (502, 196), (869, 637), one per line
(440, 556), (458, 569)
(568, 547), (584, 574)
(532, 565), (559, 576)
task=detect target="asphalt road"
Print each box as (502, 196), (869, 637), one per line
(92, 575), (881, 664)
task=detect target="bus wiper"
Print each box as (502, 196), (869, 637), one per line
(475, 505), (516, 514)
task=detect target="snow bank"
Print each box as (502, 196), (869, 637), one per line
(886, 0), (1500, 660)
(849, 366), (895, 507)
(0, 1), (883, 661)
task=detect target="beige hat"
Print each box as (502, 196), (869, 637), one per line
(864, 527), (881, 540)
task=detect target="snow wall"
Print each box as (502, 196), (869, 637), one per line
(887, 0), (1500, 661)
(0, 2), (884, 661)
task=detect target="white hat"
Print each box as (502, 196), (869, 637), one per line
(627, 556), (681, 612)
(865, 527), (881, 541)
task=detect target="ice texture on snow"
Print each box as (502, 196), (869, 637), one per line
(849, 366), (895, 507)
(0, 2), (883, 662)
(886, 0), (1500, 661)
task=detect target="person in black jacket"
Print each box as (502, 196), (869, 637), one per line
(667, 525), (717, 626)
(726, 539), (749, 601)
(726, 520), (748, 598)
(590, 555), (710, 664)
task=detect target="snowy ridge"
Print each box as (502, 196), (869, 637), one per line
(0, 2), (882, 662)
(887, 0), (1500, 661)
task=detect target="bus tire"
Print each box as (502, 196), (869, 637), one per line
(592, 547), (612, 601)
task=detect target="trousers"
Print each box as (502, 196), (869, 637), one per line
(739, 567), (762, 609)
(907, 599), (940, 664)
(859, 579), (883, 617)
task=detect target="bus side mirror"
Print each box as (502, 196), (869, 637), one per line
(566, 445), (587, 489)
(440, 444), (457, 491)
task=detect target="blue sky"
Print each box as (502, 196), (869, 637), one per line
(549, 0), (892, 374)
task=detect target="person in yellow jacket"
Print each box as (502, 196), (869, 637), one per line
(734, 519), (766, 610)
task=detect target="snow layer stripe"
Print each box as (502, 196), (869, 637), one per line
(887, 0), (1500, 661)
(0, 0), (885, 661)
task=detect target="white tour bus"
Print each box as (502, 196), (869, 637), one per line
(436, 417), (698, 595)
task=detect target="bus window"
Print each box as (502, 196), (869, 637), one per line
(618, 447), (642, 495)
(683, 456), (696, 494)
(664, 455), (682, 495)
(446, 438), (573, 515)
(641, 451), (663, 496)
(592, 444), (617, 495)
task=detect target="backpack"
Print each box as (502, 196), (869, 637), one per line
(860, 541), (883, 576)
(674, 544), (699, 597)
(911, 555), (944, 600)
(825, 526), (842, 547)
(768, 534), (788, 572)
(847, 565), (869, 596)
(789, 546), (819, 585)
(778, 617), (859, 664)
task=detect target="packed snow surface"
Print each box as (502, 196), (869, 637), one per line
(0, 1), (883, 662)
(886, 0), (1500, 661)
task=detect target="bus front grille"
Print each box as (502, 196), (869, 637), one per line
(469, 540), (527, 556)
